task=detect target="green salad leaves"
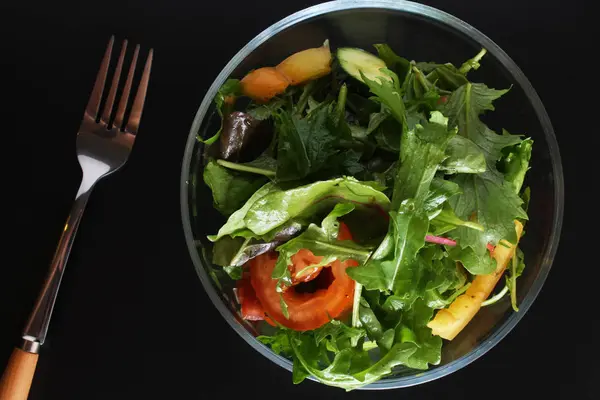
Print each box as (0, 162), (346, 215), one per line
(200, 42), (532, 390)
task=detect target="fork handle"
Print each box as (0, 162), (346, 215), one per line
(0, 348), (39, 400)
(21, 180), (93, 345)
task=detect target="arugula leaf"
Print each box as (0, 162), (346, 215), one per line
(394, 299), (442, 369)
(373, 44), (411, 84)
(289, 330), (417, 390)
(443, 83), (520, 165)
(440, 135), (487, 174)
(443, 83), (528, 250)
(431, 204), (484, 233)
(360, 69), (407, 128)
(272, 204), (372, 288)
(203, 160), (268, 216)
(449, 172), (528, 253)
(422, 249), (467, 307)
(393, 112), (455, 209)
(359, 298), (395, 352)
(499, 138), (533, 193)
(314, 320), (366, 353)
(347, 203), (429, 292)
(348, 112), (454, 292)
(423, 178), (462, 214)
(257, 330), (292, 356)
(198, 79), (241, 144)
(287, 299), (441, 389)
(447, 245), (496, 275)
(244, 177), (391, 236)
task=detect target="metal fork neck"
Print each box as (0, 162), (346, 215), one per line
(21, 178), (94, 347)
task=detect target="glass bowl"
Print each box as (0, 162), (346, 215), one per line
(180, 0), (563, 390)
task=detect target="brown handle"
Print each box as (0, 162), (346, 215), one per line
(0, 348), (38, 400)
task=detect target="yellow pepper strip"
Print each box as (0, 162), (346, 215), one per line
(427, 220), (523, 340)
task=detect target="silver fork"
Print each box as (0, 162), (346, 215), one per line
(0, 36), (153, 400)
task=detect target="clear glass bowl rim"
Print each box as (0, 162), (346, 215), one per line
(180, 0), (564, 390)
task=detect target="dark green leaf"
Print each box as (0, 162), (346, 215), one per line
(358, 299), (395, 352)
(222, 265), (243, 280)
(367, 103), (390, 135)
(447, 245), (496, 275)
(443, 83), (528, 250)
(393, 111), (455, 209)
(346, 93), (380, 124)
(449, 172), (527, 252)
(443, 83), (520, 165)
(360, 69), (407, 129)
(276, 106), (339, 181)
(499, 138), (533, 193)
(203, 160), (268, 216)
(373, 118), (402, 152)
(423, 178), (462, 214)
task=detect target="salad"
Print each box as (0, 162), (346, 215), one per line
(199, 41), (532, 390)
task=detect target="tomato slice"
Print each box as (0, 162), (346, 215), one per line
(249, 222), (357, 331)
(237, 273), (267, 321)
(237, 273), (276, 325)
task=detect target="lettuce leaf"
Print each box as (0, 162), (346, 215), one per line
(202, 160), (268, 216)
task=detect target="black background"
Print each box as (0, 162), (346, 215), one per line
(0, 0), (596, 399)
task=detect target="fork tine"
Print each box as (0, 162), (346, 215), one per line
(85, 36), (114, 119)
(125, 48), (153, 134)
(100, 39), (127, 125)
(113, 44), (139, 131)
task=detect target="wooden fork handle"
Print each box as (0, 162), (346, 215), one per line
(0, 348), (39, 400)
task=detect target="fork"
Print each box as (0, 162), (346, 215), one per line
(0, 36), (153, 400)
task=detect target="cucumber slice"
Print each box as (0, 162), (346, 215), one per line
(337, 47), (390, 83)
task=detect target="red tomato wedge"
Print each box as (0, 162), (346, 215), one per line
(236, 273), (275, 325)
(249, 222), (357, 331)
